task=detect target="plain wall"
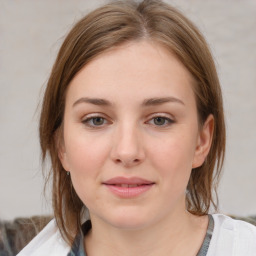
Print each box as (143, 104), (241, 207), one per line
(0, 0), (256, 220)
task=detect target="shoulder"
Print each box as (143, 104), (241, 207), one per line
(207, 214), (256, 256)
(212, 214), (256, 240)
(17, 219), (70, 256)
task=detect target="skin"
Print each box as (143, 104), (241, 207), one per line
(59, 40), (214, 256)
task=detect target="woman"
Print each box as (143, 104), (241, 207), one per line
(18, 0), (256, 255)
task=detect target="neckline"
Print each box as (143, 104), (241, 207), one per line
(68, 214), (214, 256)
(196, 214), (214, 256)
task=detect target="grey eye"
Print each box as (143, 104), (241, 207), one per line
(153, 117), (167, 126)
(82, 116), (107, 127)
(92, 117), (105, 126)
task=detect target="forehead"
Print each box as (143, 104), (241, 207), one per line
(66, 40), (196, 106)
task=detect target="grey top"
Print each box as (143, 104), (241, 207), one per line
(197, 214), (214, 256)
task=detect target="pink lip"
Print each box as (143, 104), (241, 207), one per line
(104, 176), (154, 185)
(102, 176), (155, 198)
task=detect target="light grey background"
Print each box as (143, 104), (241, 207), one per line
(0, 0), (256, 220)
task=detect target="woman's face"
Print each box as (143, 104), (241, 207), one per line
(59, 41), (213, 230)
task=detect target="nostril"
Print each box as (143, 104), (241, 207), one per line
(114, 158), (140, 166)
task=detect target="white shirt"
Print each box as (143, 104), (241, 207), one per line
(207, 214), (256, 255)
(17, 219), (70, 256)
(17, 214), (256, 256)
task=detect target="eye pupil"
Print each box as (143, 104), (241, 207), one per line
(154, 117), (165, 125)
(93, 117), (104, 125)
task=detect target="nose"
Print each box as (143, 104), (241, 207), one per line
(110, 123), (145, 168)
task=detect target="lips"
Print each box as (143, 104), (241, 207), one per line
(117, 184), (142, 188)
(102, 177), (155, 198)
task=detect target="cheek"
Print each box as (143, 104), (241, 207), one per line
(149, 132), (197, 182)
(64, 133), (111, 206)
(64, 130), (111, 176)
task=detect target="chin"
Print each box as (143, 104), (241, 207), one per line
(110, 219), (151, 231)
(101, 209), (156, 231)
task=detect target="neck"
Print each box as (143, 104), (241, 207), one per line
(84, 209), (208, 256)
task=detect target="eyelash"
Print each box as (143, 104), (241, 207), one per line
(82, 115), (110, 127)
(82, 114), (175, 128)
(147, 115), (174, 127)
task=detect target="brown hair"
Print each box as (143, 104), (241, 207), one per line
(39, 0), (225, 245)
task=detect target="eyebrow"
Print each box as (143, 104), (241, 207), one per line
(72, 96), (185, 108)
(142, 97), (185, 106)
(73, 97), (112, 107)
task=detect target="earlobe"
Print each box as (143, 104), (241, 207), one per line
(58, 144), (71, 171)
(192, 114), (214, 168)
(55, 130), (70, 172)
(58, 147), (65, 163)
(58, 147), (71, 172)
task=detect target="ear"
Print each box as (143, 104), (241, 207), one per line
(55, 129), (70, 172)
(192, 114), (214, 168)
